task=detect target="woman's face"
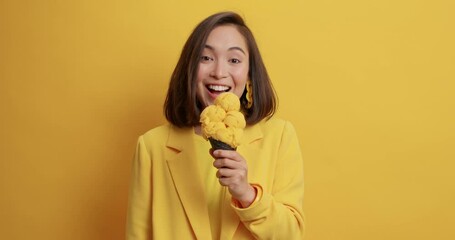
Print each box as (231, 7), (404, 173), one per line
(196, 25), (249, 108)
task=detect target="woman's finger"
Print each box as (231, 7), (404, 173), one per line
(216, 167), (240, 178)
(213, 158), (243, 169)
(212, 149), (243, 162)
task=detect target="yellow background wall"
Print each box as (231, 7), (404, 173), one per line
(1, 0), (454, 239)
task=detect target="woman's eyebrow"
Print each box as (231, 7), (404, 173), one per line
(204, 44), (246, 55)
(228, 46), (246, 55)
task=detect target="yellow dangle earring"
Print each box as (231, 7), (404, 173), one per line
(245, 79), (253, 109)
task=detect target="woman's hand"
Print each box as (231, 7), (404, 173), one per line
(210, 149), (257, 208)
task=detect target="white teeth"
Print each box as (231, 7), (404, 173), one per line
(207, 85), (230, 92)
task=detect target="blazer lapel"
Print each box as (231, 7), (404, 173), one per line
(165, 126), (211, 240)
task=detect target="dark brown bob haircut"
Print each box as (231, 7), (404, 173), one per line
(164, 11), (277, 127)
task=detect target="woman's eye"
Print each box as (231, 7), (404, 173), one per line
(200, 56), (213, 62)
(230, 58), (241, 64)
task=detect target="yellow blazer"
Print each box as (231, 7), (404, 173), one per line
(126, 118), (305, 239)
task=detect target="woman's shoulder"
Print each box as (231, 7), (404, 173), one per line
(138, 123), (173, 145)
(142, 123), (171, 136)
(259, 117), (297, 133)
(245, 117), (298, 141)
(139, 123), (192, 145)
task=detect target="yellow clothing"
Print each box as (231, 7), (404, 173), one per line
(193, 134), (223, 239)
(126, 118), (305, 239)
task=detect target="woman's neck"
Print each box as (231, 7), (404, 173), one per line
(193, 125), (202, 135)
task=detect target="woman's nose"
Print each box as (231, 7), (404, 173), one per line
(210, 60), (228, 79)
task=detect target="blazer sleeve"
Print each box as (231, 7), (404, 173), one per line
(126, 136), (152, 240)
(232, 121), (305, 239)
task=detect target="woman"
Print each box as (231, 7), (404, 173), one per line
(126, 11), (305, 239)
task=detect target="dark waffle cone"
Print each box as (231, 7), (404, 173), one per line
(209, 138), (236, 151)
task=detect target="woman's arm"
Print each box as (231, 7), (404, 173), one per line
(232, 121), (305, 239)
(126, 136), (152, 240)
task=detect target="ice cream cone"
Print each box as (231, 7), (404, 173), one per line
(209, 138), (236, 151)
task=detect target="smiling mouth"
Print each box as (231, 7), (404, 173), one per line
(206, 84), (231, 94)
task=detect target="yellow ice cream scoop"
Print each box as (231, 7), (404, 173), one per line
(200, 105), (226, 125)
(214, 92), (241, 112)
(224, 111), (246, 129)
(200, 92), (246, 150)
